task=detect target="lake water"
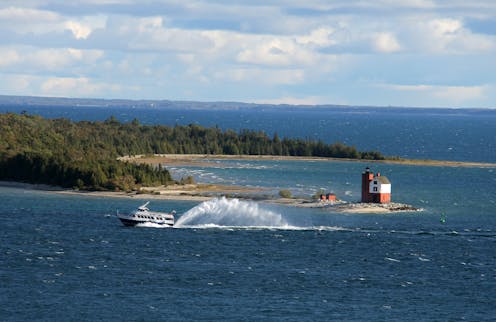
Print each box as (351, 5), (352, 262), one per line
(0, 104), (495, 162)
(1, 105), (495, 320)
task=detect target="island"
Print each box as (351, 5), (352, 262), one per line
(2, 112), (493, 213)
(0, 112), (384, 191)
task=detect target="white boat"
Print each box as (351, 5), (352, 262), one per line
(117, 201), (175, 227)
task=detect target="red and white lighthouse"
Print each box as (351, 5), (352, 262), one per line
(361, 167), (391, 203)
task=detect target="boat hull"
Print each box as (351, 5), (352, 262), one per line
(118, 216), (174, 227)
(119, 218), (140, 227)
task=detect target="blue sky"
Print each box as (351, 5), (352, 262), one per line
(1, 0), (495, 108)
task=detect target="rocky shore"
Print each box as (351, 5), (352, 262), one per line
(268, 198), (421, 213)
(324, 201), (421, 213)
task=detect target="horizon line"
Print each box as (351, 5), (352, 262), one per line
(0, 94), (494, 111)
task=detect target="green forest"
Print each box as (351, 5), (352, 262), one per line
(0, 112), (384, 190)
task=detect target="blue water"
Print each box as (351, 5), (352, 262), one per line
(0, 104), (495, 162)
(1, 160), (495, 320)
(170, 160), (496, 224)
(1, 104), (495, 320)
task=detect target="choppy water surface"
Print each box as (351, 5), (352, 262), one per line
(1, 158), (495, 321)
(0, 105), (495, 320)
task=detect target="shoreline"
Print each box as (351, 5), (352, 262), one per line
(0, 181), (258, 203)
(1, 180), (421, 213)
(2, 153), (440, 214)
(120, 154), (496, 168)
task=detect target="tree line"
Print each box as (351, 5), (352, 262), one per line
(0, 112), (384, 190)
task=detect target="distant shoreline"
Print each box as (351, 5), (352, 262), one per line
(121, 153), (496, 168)
(2, 94), (496, 112)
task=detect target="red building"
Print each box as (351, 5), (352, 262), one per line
(361, 167), (391, 203)
(320, 193), (336, 201)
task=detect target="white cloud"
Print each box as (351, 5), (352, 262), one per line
(0, 46), (104, 73)
(0, 48), (21, 67)
(0, 6), (106, 40)
(432, 85), (487, 102)
(0, 6), (62, 35)
(112, 16), (214, 52)
(215, 68), (306, 85)
(386, 84), (489, 105)
(372, 32), (401, 53)
(379, 0), (437, 9)
(0, 1), (495, 106)
(0, 73), (135, 98)
(177, 53), (195, 64)
(234, 27), (342, 68)
(0, 6), (59, 23)
(406, 17), (496, 53)
(137, 16), (163, 32)
(0, 74), (34, 93)
(32, 48), (104, 69)
(237, 38), (310, 66)
(431, 18), (462, 34)
(40, 76), (123, 96)
(66, 21), (91, 39)
(296, 27), (336, 48)
(64, 15), (106, 39)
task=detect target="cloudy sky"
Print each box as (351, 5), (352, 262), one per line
(1, 0), (496, 107)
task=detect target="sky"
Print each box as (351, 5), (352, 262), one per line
(1, 0), (496, 108)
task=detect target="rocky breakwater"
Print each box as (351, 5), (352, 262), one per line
(278, 198), (421, 213)
(330, 202), (421, 213)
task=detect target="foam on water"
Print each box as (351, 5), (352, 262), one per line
(173, 198), (364, 231)
(174, 197), (288, 228)
(135, 222), (174, 229)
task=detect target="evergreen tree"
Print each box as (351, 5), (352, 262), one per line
(0, 112), (384, 190)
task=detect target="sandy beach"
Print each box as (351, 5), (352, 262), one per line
(0, 181), (263, 203)
(1, 152), (447, 213)
(120, 153), (496, 168)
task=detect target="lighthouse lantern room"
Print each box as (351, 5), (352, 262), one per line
(361, 167), (391, 203)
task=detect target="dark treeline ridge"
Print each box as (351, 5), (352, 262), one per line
(0, 113), (384, 190)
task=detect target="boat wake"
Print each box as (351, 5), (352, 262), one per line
(174, 197), (289, 229)
(173, 197), (388, 232)
(134, 222), (174, 229)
